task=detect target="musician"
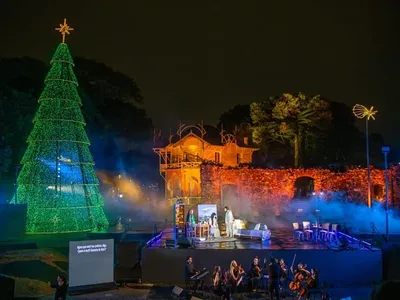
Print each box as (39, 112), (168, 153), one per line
(279, 258), (289, 293)
(300, 268), (319, 300)
(268, 259), (281, 300)
(212, 265), (221, 288)
(289, 263), (310, 294)
(184, 256), (199, 286)
(213, 266), (231, 300)
(261, 258), (269, 290)
(291, 263), (310, 278)
(308, 268), (319, 289)
(229, 260), (245, 292)
(248, 256), (262, 292)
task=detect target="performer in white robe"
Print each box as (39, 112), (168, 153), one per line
(224, 206), (234, 238)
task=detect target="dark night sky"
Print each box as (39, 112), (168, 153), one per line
(1, 1), (399, 144)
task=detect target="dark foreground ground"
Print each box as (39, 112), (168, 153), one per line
(33, 284), (374, 300)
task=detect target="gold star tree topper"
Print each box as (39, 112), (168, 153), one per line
(56, 18), (74, 43)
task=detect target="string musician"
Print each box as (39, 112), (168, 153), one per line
(248, 256), (262, 292)
(212, 265), (231, 300)
(298, 268), (320, 299)
(289, 263), (310, 292)
(279, 258), (289, 293)
(229, 260), (245, 293)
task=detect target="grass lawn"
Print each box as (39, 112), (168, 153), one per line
(0, 233), (88, 298)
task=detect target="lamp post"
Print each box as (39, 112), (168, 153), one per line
(382, 146), (390, 242)
(352, 104), (378, 208)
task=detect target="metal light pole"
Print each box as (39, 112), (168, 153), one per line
(353, 104), (378, 208)
(382, 146), (390, 242)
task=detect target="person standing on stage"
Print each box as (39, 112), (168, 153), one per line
(209, 212), (220, 238)
(187, 209), (196, 226)
(186, 209), (196, 236)
(224, 206), (234, 238)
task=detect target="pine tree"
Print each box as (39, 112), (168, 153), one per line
(14, 20), (109, 233)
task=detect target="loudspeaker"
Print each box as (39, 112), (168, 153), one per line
(177, 237), (193, 248)
(0, 274), (15, 300)
(117, 242), (139, 267)
(171, 285), (188, 299)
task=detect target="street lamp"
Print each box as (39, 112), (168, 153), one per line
(352, 104), (378, 208)
(382, 146), (390, 242)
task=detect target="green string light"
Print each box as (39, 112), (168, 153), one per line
(14, 43), (109, 234)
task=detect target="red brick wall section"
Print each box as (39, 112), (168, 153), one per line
(201, 165), (399, 206)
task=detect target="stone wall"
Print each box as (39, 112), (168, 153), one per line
(200, 165), (399, 207)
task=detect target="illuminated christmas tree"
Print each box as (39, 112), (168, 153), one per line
(14, 19), (109, 233)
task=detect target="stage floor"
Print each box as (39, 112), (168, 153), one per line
(149, 228), (377, 250)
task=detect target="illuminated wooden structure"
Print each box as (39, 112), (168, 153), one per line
(153, 124), (258, 201)
(173, 198), (186, 242)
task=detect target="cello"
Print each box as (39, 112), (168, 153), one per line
(289, 271), (304, 291)
(289, 263), (309, 291)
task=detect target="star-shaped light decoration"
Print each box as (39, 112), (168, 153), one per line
(50, 215), (60, 225)
(55, 18), (74, 43)
(352, 104), (378, 121)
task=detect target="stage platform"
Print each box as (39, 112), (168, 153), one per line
(142, 228), (382, 287)
(150, 228), (379, 250)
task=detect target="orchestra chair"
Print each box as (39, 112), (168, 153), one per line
(318, 223), (330, 241)
(302, 221), (314, 241)
(327, 224), (338, 242)
(292, 223), (304, 241)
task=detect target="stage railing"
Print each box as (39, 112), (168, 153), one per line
(168, 197), (202, 206)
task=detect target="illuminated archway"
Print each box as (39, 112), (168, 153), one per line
(221, 184), (239, 212)
(189, 176), (200, 197)
(167, 173), (182, 198)
(294, 176), (315, 199)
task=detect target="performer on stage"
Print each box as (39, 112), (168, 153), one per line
(209, 212), (220, 238)
(186, 209), (196, 237)
(186, 209), (196, 227)
(224, 206), (234, 238)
